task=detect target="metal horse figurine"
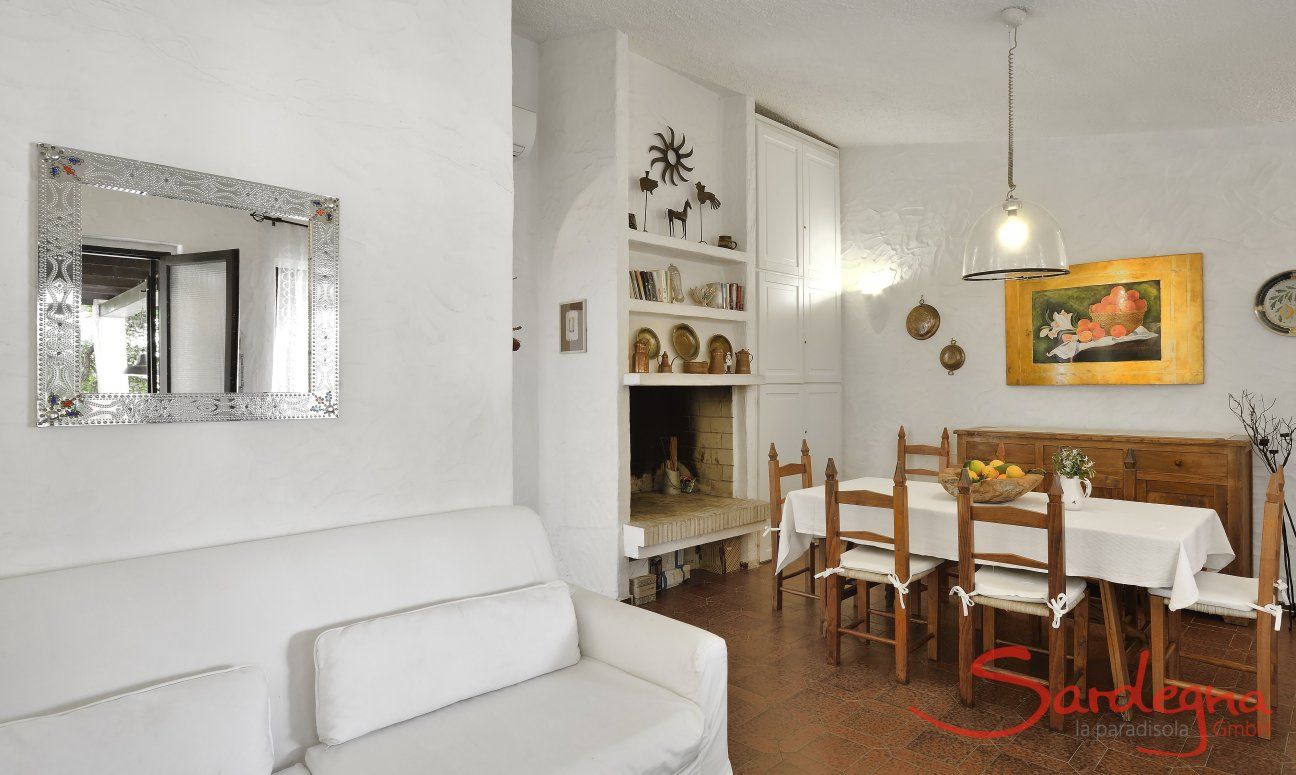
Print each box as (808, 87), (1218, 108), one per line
(667, 200), (691, 238)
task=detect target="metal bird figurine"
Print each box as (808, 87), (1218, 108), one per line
(638, 171), (658, 231)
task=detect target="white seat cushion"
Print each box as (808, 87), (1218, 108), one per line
(1150, 571), (1263, 617)
(0, 666), (272, 775)
(305, 657), (703, 775)
(974, 566), (1086, 614)
(840, 544), (942, 581)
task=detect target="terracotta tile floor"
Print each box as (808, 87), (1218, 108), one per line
(643, 562), (1296, 774)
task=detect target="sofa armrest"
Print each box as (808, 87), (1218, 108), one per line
(568, 584), (730, 774)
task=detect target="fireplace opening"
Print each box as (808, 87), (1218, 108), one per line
(629, 386), (733, 497)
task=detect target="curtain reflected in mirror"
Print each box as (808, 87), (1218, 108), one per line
(78, 186), (310, 394)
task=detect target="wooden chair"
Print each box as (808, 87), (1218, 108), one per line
(820, 458), (944, 683)
(1149, 467), (1286, 739)
(952, 470), (1089, 731)
(768, 440), (816, 611)
(898, 426), (950, 478)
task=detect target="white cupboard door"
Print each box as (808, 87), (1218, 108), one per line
(803, 283), (842, 383)
(758, 384), (807, 502)
(804, 383), (843, 475)
(758, 273), (803, 383)
(757, 123), (802, 274)
(803, 146), (840, 283)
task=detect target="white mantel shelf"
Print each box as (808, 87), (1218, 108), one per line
(627, 298), (749, 322)
(628, 230), (751, 265)
(623, 373), (763, 387)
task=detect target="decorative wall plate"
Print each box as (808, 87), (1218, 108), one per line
(634, 327), (661, 359)
(906, 296), (941, 340)
(1255, 271), (1296, 335)
(671, 323), (700, 360)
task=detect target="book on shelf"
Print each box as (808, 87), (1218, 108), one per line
(627, 268), (674, 303)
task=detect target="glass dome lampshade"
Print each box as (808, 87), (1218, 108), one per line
(963, 196), (1068, 281)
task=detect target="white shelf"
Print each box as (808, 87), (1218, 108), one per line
(623, 373), (763, 387)
(627, 298), (749, 322)
(628, 230), (751, 265)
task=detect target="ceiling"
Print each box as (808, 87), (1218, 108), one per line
(513, 0), (1296, 147)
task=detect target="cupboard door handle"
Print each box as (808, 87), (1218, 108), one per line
(1174, 459), (1183, 467)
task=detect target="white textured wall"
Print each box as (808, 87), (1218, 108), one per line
(513, 34), (540, 511)
(0, 0), (514, 577)
(840, 125), (1296, 560)
(534, 30), (630, 598)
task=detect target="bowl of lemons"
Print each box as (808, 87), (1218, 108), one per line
(938, 459), (1046, 503)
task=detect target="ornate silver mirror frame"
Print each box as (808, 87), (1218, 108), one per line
(35, 144), (340, 425)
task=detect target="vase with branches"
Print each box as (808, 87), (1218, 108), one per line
(1229, 390), (1294, 626)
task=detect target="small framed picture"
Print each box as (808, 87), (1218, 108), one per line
(559, 299), (586, 353)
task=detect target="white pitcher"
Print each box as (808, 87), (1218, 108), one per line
(1059, 475), (1092, 510)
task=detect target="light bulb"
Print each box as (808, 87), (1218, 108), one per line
(997, 213), (1029, 251)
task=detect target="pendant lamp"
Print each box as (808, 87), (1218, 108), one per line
(963, 7), (1068, 281)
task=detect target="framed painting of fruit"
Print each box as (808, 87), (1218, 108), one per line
(1004, 254), (1203, 385)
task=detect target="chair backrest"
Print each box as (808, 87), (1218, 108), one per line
(955, 469), (1065, 600)
(768, 440), (813, 517)
(1257, 468), (1286, 606)
(824, 458), (913, 579)
(897, 425), (950, 478)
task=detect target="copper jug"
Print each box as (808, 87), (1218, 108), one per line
(708, 344), (727, 375)
(735, 349), (753, 375)
(633, 341), (649, 373)
(658, 353), (673, 373)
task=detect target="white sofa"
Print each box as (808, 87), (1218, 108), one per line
(0, 506), (729, 774)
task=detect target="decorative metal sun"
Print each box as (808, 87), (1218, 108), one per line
(649, 126), (694, 185)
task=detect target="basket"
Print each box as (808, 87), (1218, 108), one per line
(1089, 307), (1145, 332)
(682, 360), (709, 374)
(937, 467), (1044, 503)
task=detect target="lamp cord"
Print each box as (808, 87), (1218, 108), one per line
(1007, 23), (1017, 199)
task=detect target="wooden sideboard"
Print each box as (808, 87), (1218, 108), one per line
(955, 427), (1253, 575)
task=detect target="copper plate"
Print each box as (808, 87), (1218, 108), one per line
(671, 324), (700, 360)
(906, 299), (941, 340)
(634, 327), (661, 359)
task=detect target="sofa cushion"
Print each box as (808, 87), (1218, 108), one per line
(0, 666), (272, 775)
(305, 657), (704, 775)
(314, 579), (579, 746)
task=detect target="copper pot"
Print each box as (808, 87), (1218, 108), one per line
(735, 349), (753, 374)
(632, 341), (649, 373)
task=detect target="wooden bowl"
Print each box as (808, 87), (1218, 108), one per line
(937, 467), (1044, 503)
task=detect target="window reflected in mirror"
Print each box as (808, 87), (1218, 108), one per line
(78, 186), (310, 394)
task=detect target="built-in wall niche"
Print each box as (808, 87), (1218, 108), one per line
(627, 52), (750, 249)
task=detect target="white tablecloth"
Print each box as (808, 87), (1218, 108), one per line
(777, 478), (1235, 610)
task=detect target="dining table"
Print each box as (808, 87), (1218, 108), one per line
(777, 476), (1236, 711)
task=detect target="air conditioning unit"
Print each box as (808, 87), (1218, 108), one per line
(513, 106), (537, 158)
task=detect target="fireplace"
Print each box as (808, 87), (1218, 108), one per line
(629, 386), (733, 496)
(624, 386), (768, 587)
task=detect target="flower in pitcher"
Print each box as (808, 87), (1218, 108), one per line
(1052, 447), (1095, 480)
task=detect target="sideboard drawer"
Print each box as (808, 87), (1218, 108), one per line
(1135, 450), (1228, 481)
(964, 440), (1039, 466)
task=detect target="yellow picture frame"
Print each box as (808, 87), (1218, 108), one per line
(1004, 254), (1204, 386)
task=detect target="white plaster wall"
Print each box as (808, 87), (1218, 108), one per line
(0, 0), (514, 577)
(512, 34), (540, 512)
(628, 53), (739, 242)
(534, 30), (630, 598)
(840, 125), (1296, 562)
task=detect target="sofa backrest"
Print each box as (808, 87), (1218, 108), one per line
(0, 505), (557, 768)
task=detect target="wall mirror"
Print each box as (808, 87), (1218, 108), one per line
(35, 144), (340, 425)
